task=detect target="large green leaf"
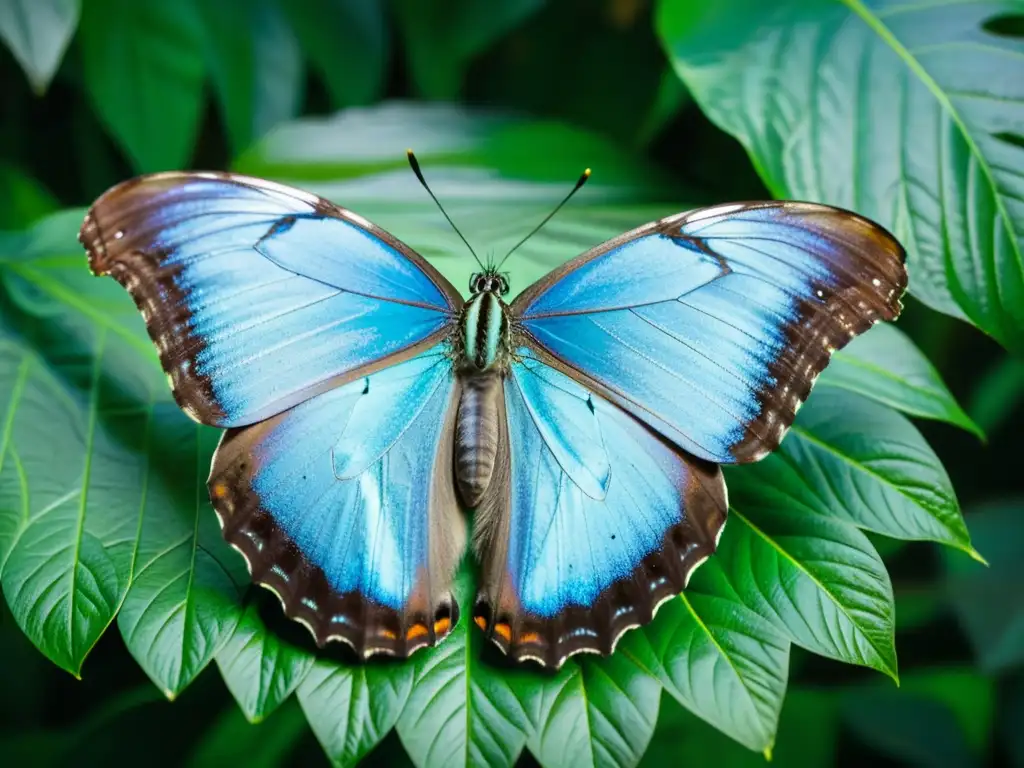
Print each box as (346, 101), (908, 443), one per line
(280, 0), (387, 109)
(658, 0), (1024, 351)
(624, 561), (792, 754)
(514, 655), (661, 768)
(189, 699), (309, 768)
(717, 505), (897, 679)
(0, 0), (79, 93)
(392, 0), (545, 98)
(396, 598), (529, 768)
(0, 215), (245, 691)
(116, 415), (244, 698)
(79, 0), (206, 172)
(823, 322), (982, 438)
(199, 0), (303, 155)
(728, 389), (975, 556)
(298, 658), (414, 767)
(215, 602), (316, 723)
(0, 327), (136, 676)
(942, 500), (1024, 673)
(840, 668), (995, 767)
(0, 164), (59, 230)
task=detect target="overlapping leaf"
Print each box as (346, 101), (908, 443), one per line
(0, 0), (79, 93)
(0, 104), (977, 765)
(658, 0), (1024, 351)
(79, 0), (206, 172)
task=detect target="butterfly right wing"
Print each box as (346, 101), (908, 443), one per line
(81, 171), (462, 428)
(210, 343), (464, 657)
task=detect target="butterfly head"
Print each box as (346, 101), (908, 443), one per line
(469, 270), (510, 297)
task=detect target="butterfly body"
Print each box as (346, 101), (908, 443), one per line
(80, 170), (907, 669)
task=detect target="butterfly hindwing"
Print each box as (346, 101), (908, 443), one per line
(209, 343), (464, 657)
(472, 347), (728, 668)
(512, 201), (907, 464)
(80, 172), (462, 428)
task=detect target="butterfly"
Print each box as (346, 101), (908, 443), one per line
(79, 153), (907, 669)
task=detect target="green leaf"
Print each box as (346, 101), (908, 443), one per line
(942, 500), (1024, 673)
(396, 577), (528, 768)
(0, 211), (244, 691)
(841, 668), (995, 765)
(79, 0), (205, 172)
(117, 415), (244, 698)
(968, 353), (1024, 437)
(0, 214), (170, 676)
(0, 329), (135, 676)
(625, 560), (792, 753)
(657, 0), (1024, 352)
(190, 699), (309, 768)
(0, 164), (59, 229)
(0, 0), (79, 93)
(199, 0), (302, 155)
(822, 322), (982, 438)
(298, 658), (414, 767)
(215, 602), (316, 722)
(728, 389), (974, 555)
(642, 688), (840, 768)
(716, 504), (897, 679)
(280, 0), (387, 109)
(513, 655), (661, 768)
(393, 0), (545, 98)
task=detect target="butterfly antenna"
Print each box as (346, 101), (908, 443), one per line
(407, 149), (485, 271)
(495, 168), (591, 271)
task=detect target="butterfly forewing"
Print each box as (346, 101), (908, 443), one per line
(80, 171), (463, 428)
(512, 201), (907, 464)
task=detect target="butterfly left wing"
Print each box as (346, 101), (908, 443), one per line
(472, 348), (728, 668)
(210, 343), (465, 658)
(80, 172), (462, 428)
(511, 201), (907, 464)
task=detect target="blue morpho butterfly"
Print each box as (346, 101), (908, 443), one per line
(80, 152), (907, 669)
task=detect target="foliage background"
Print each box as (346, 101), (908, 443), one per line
(0, 0), (1022, 766)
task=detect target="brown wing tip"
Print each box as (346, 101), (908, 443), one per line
(211, 478), (457, 660)
(78, 208), (111, 276)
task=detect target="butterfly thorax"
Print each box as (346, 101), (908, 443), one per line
(459, 271), (512, 373)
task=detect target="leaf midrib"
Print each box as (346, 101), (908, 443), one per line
(838, 0), (1024, 280)
(67, 329), (105, 669)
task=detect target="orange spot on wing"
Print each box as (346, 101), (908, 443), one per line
(211, 482), (228, 499)
(433, 617), (452, 635)
(494, 622), (512, 642)
(474, 615), (488, 631)
(519, 631), (540, 644)
(406, 623), (428, 640)
(379, 628), (397, 640)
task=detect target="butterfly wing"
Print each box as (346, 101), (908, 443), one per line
(511, 201), (907, 464)
(80, 172), (462, 428)
(472, 347), (727, 667)
(210, 342), (464, 657)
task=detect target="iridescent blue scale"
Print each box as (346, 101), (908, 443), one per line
(82, 171), (906, 667)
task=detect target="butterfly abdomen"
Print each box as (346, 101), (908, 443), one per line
(461, 290), (508, 371)
(455, 372), (503, 507)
